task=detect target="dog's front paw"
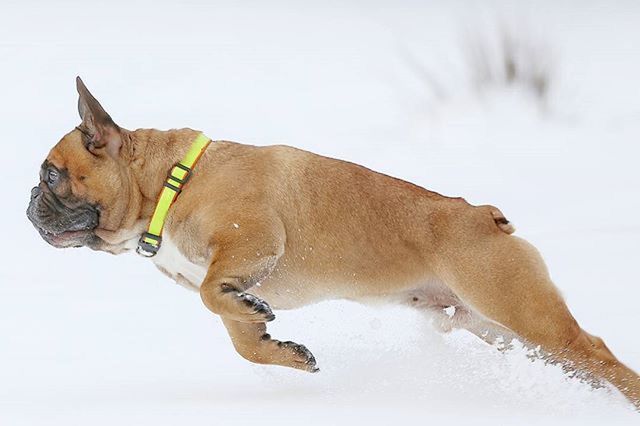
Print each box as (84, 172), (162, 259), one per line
(277, 341), (319, 373)
(235, 292), (276, 323)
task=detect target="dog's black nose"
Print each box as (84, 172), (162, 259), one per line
(31, 186), (41, 200)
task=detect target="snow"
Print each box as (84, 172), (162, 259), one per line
(2, 0), (640, 424)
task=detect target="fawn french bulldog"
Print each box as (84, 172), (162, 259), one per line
(27, 78), (639, 409)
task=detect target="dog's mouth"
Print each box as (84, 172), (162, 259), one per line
(36, 227), (96, 248)
(27, 186), (101, 249)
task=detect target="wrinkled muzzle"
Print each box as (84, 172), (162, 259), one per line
(26, 186), (99, 248)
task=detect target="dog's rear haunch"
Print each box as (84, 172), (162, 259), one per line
(27, 77), (640, 411)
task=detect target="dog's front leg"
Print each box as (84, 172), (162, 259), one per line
(199, 235), (283, 324)
(200, 254), (319, 372)
(222, 317), (318, 372)
(200, 271), (276, 324)
(197, 226), (318, 372)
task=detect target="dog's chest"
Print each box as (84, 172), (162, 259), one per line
(151, 234), (207, 291)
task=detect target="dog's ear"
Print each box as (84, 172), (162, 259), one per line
(76, 76), (122, 157)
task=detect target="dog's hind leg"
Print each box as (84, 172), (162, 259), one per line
(438, 232), (640, 409)
(405, 288), (518, 350)
(459, 310), (520, 350)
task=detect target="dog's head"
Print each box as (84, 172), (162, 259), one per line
(26, 78), (132, 250)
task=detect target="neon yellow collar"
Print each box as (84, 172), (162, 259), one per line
(136, 133), (212, 257)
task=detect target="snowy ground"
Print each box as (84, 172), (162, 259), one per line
(2, 0), (640, 424)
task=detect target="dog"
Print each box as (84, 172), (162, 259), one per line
(27, 78), (640, 409)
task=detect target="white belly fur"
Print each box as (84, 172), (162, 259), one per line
(151, 233), (208, 291)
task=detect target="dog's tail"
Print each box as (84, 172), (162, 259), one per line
(481, 205), (515, 234)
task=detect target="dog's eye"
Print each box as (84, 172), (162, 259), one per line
(47, 169), (59, 185)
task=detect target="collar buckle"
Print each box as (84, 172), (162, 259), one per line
(172, 162), (192, 183)
(136, 232), (162, 257)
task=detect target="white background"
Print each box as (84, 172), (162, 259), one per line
(1, 0), (640, 424)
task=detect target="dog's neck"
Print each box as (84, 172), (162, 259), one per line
(127, 128), (204, 215)
(95, 128), (206, 252)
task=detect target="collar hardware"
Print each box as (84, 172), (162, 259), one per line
(166, 162), (193, 187)
(136, 232), (162, 257)
(136, 133), (211, 258)
(163, 180), (183, 194)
